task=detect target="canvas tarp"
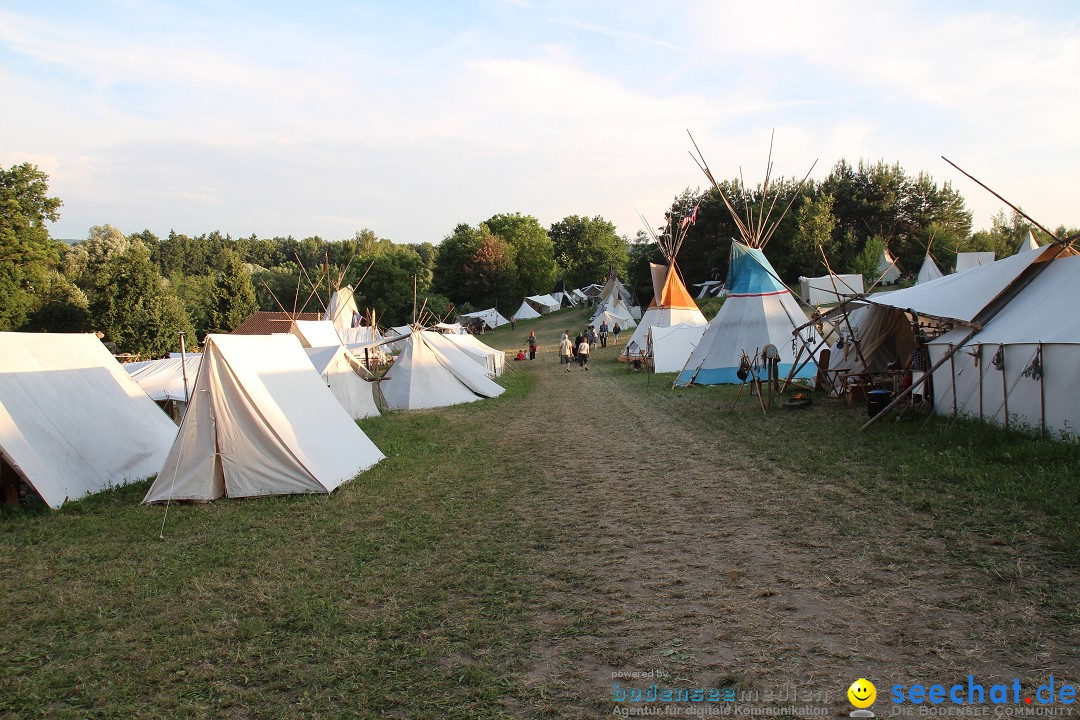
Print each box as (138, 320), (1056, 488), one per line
(126, 356), (202, 403)
(868, 246), (1046, 323)
(0, 332), (178, 508)
(143, 334), (384, 503)
(798, 274), (865, 305)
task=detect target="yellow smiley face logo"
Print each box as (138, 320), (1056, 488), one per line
(848, 678), (876, 708)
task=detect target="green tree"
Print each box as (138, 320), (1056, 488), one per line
(206, 248), (257, 334)
(433, 223), (484, 304)
(482, 212), (556, 295)
(21, 271), (91, 333)
(0, 163), (64, 329)
(787, 192), (838, 279)
(548, 215), (628, 289)
(851, 235), (885, 285)
(87, 240), (195, 356)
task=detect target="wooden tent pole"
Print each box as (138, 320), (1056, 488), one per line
(1038, 343), (1046, 436)
(1000, 347), (1009, 431)
(949, 345), (958, 417)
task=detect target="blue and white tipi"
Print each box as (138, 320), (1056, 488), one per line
(675, 134), (817, 386)
(676, 241), (816, 385)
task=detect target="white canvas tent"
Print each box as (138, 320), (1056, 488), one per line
(459, 308), (510, 330)
(590, 291), (638, 331)
(1019, 230), (1041, 253)
(291, 319), (345, 348)
(324, 285), (362, 335)
(650, 322), (708, 373)
(126, 356), (202, 404)
(512, 299), (541, 320)
(304, 345), (381, 419)
(438, 333), (506, 377)
(380, 331), (505, 410)
(797, 274), (865, 305)
(922, 250), (1080, 438)
(955, 251), (995, 272)
(916, 254), (944, 284)
(143, 334), (384, 503)
(0, 333), (178, 508)
(878, 247), (902, 284)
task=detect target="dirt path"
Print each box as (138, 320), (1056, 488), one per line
(495, 344), (1079, 718)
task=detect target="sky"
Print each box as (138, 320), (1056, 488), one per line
(2, 1), (1078, 244)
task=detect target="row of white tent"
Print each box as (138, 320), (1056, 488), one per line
(0, 304), (510, 508)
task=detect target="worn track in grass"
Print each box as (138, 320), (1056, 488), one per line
(494, 335), (1079, 718)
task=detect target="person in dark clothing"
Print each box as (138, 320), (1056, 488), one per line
(525, 330), (538, 360)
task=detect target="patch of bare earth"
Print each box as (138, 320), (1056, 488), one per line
(498, 346), (1079, 719)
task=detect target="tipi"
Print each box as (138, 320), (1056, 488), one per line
(676, 135), (816, 386)
(622, 211), (708, 364)
(916, 253), (944, 284)
(878, 247), (902, 284)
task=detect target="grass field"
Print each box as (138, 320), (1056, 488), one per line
(2, 306), (1078, 719)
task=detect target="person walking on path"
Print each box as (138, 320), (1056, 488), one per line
(577, 337), (590, 370)
(599, 320), (609, 348)
(510, 316), (516, 330)
(560, 332), (573, 371)
(612, 322), (622, 346)
(586, 326), (597, 353)
(525, 330), (538, 360)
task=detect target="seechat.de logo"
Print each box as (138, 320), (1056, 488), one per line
(848, 678), (877, 718)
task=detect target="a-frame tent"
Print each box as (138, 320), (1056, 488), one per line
(143, 334), (384, 503)
(512, 299), (541, 320)
(0, 332), (179, 508)
(379, 331), (505, 410)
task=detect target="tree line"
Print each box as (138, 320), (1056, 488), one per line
(2, 161), (1072, 357)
